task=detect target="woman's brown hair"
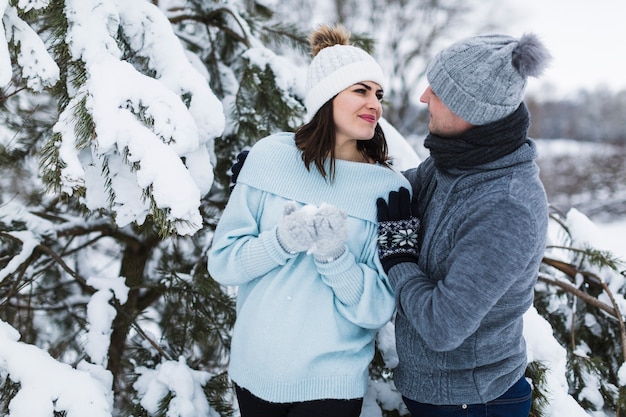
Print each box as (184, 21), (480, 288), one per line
(294, 100), (391, 181)
(296, 23), (391, 180)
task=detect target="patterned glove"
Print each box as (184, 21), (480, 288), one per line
(311, 203), (347, 262)
(376, 187), (420, 273)
(229, 150), (249, 191)
(276, 201), (317, 254)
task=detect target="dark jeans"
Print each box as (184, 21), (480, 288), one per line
(403, 376), (532, 417)
(234, 384), (363, 417)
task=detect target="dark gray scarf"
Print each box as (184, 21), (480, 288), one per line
(423, 103), (530, 170)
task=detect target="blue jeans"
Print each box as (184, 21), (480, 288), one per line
(402, 376), (532, 417)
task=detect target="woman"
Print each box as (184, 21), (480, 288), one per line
(208, 24), (411, 417)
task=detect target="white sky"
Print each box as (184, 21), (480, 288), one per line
(504, 0), (626, 98)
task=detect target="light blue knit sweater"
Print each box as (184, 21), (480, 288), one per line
(207, 132), (410, 403)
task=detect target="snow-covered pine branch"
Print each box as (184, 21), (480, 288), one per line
(2, 0), (225, 236)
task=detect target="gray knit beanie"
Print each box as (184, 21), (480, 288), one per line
(426, 33), (551, 125)
(305, 25), (386, 121)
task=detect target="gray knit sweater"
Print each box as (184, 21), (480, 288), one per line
(390, 140), (548, 405)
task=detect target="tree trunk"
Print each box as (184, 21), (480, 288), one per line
(108, 236), (154, 390)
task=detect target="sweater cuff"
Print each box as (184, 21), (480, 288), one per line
(315, 250), (362, 305)
(260, 226), (298, 264)
(313, 244), (347, 263)
(386, 261), (423, 316)
(382, 253), (418, 275)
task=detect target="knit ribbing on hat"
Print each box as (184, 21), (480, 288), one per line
(426, 34), (550, 125)
(305, 44), (386, 120)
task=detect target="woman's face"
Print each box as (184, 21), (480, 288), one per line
(332, 81), (383, 144)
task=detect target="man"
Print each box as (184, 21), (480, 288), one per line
(376, 33), (552, 417)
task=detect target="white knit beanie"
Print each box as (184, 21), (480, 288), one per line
(305, 27), (386, 121)
(427, 33), (551, 125)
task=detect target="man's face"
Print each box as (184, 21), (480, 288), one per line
(420, 86), (473, 137)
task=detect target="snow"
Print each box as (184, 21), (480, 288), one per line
(0, 321), (112, 417)
(134, 357), (218, 417)
(0, 231), (39, 282)
(594, 219), (626, 261)
(1, 0), (226, 414)
(1, 3), (59, 90)
(523, 307), (591, 417)
(85, 276), (129, 367)
(12, 0), (225, 236)
(2, 1), (625, 416)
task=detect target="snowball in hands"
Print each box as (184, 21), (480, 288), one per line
(276, 201), (347, 260)
(311, 203), (347, 261)
(276, 202), (318, 253)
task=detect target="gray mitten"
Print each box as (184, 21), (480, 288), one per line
(311, 203), (347, 262)
(276, 201), (317, 254)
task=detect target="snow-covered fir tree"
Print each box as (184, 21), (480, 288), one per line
(0, 0), (305, 415)
(1, 0), (625, 416)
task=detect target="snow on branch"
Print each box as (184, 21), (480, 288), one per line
(3, 0), (226, 236)
(134, 356), (219, 417)
(1, 4), (59, 89)
(0, 201), (56, 281)
(114, 0), (225, 145)
(0, 320), (113, 417)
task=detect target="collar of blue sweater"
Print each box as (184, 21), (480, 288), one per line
(237, 132), (409, 222)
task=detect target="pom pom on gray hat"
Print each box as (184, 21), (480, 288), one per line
(426, 33), (552, 125)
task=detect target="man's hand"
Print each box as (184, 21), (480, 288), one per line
(229, 150), (249, 191)
(376, 187), (420, 274)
